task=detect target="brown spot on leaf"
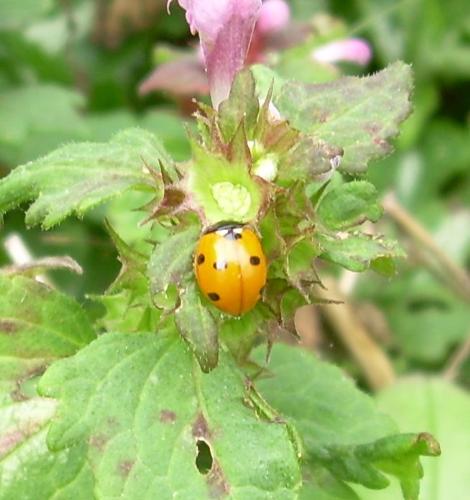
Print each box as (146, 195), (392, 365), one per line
(89, 434), (109, 451)
(0, 320), (19, 334)
(159, 409), (176, 424)
(118, 460), (135, 477)
(192, 414), (229, 496)
(364, 123), (381, 135)
(106, 417), (119, 430)
(207, 459), (230, 498)
(373, 137), (389, 150)
(10, 365), (47, 402)
(10, 387), (28, 403)
(192, 413), (211, 439)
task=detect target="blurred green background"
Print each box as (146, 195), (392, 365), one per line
(0, 1), (468, 498)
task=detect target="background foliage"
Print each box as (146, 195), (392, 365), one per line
(0, 0), (468, 499)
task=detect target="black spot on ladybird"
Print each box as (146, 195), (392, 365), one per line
(197, 254), (205, 265)
(213, 261), (227, 270)
(250, 256), (261, 265)
(208, 292), (220, 301)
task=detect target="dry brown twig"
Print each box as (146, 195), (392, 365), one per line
(315, 276), (396, 391)
(443, 334), (470, 381)
(383, 192), (470, 302)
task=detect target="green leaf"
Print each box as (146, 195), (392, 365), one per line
(279, 135), (342, 183)
(0, 0), (52, 29)
(175, 281), (218, 372)
(280, 288), (307, 330)
(0, 85), (84, 146)
(252, 344), (439, 499)
(277, 62), (413, 173)
(275, 43), (339, 85)
(300, 466), (360, 499)
(218, 69), (259, 141)
(317, 181), (383, 230)
(105, 220), (148, 295)
(0, 274), (96, 498)
(286, 239), (321, 290)
(356, 379), (469, 500)
(251, 64), (286, 102)
(220, 308), (266, 363)
(388, 298), (469, 363)
(0, 128), (168, 228)
(396, 84), (439, 150)
(148, 225), (200, 295)
(357, 0), (470, 80)
(0, 273), (95, 408)
(92, 222), (161, 334)
(0, 275), (95, 368)
(0, 401), (95, 500)
(411, 119), (470, 204)
(0, 31), (70, 86)
(316, 233), (405, 273)
(91, 291), (160, 334)
(0, 85), (86, 165)
(311, 433), (439, 498)
(252, 344), (397, 446)
(356, 272), (470, 363)
(38, 331), (301, 498)
(187, 147), (263, 224)
(86, 110), (192, 162)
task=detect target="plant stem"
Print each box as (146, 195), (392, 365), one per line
(3, 233), (52, 286)
(316, 276), (395, 391)
(383, 192), (470, 302)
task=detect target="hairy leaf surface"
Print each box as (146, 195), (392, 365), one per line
(253, 344), (439, 499)
(0, 128), (169, 228)
(0, 274), (96, 498)
(277, 62), (413, 173)
(38, 331), (302, 498)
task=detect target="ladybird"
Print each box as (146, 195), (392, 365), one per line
(194, 222), (267, 316)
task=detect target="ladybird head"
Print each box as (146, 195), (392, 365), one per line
(204, 220), (245, 234)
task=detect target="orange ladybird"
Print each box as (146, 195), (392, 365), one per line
(194, 222), (267, 316)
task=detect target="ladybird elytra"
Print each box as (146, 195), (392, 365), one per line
(194, 222), (267, 316)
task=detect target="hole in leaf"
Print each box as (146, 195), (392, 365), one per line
(195, 439), (213, 474)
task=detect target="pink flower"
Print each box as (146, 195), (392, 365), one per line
(256, 0), (290, 35)
(168, 0), (262, 108)
(141, 0), (292, 102)
(138, 56), (209, 97)
(312, 38), (372, 66)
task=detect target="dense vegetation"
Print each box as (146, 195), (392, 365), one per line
(0, 1), (468, 499)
